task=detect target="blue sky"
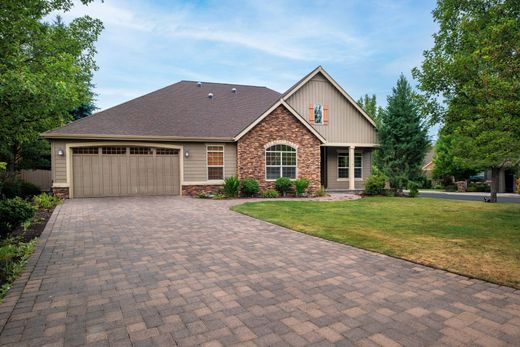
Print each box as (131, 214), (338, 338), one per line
(57, 0), (438, 131)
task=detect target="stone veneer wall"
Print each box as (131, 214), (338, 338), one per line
(52, 187), (69, 199)
(182, 185), (223, 197)
(237, 105), (321, 192)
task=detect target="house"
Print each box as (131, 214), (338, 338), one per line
(43, 66), (378, 198)
(422, 148), (434, 179)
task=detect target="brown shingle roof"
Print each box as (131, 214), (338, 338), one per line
(45, 81), (281, 139)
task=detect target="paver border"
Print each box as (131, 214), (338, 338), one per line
(0, 204), (62, 334)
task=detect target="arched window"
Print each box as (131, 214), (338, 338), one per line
(265, 144), (297, 180)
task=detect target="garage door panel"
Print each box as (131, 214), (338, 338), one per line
(72, 146), (179, 198)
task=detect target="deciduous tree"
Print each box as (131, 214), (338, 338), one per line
(0, 1), (103, 175)
(413, 0), (520, 202)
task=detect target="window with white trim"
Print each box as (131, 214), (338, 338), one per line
(314, 104), (323, 124)
(265, 144), (296, 179)
(207, 145), (224, 180)
(337, 151), (363, 179)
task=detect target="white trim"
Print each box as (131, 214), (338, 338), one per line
(265, 142), (298, 180)
(43, 133), (235, 142)
(422, 161), (433, 170)
(66, 142), (184, 198)
(282, 66), (377, 127)
(233, 99), (326, 143)
(336, 150), (363, 181)
(323, 143), (380, 147)
(182, 181), (224, 185)
(263, 140), (299, 149)
(52, 183), (69, 188)
(205, 144), (225, 181)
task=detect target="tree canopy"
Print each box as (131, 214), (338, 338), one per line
(413, 0), (520, 201)
(378, 75), (429, 192)
(0, 0), (103, 173)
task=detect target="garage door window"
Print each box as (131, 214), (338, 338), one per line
(102, 147), (126, 155)
(156, 148), (178, 155)
(207, 145), (224, 180)
(130, 147), (152, 155)
(72, 147), (98, 154)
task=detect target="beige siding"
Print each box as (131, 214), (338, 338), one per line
(326, 147), (372, 190)
(49, 140), (237, 185)
(286, 73), (377, 144)
(183, 143), (236, 182)
(51, 141), (67, 184)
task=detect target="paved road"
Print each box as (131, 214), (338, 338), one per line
(0, 197), (519, 346)
(418, 191), (520, 203)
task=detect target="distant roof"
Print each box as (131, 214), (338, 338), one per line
(45, 81), (281, 139)
(423, 148), (435, 167)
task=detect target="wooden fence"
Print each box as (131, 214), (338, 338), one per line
(18, 170), (52, 191)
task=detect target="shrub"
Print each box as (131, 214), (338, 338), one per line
(261, 189), (279, 198)
(275, 177), (293, 196)
(417, 176), (432, 189)
(444, 184), (457, 192)
(293, 178), (310, 196)
(213, 193), (226, 200)
(364, 174), (386, 195)
(240, 178), (260, 197)
(223, 176), (240, 198)
(0, 198), (36, 237)
(314, 185), (326, 197)
(196, 192), (210, 199)
(1, 179), (40, 199)
(32, 193), (62, 210)
(0, 238), (37, 300)
(467, 182), (490, 192)
(408, 181), (419, 198)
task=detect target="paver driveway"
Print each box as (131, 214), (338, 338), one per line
(1, 197), (519, 347)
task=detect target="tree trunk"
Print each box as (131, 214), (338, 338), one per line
(490, 167), (500, 203)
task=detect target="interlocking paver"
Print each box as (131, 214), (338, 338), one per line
(0, 196), (519, 346)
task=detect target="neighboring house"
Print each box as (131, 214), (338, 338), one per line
(423, 148), (516, 193)
(422, 148), (434, 179)
(43, 66), (378, 198)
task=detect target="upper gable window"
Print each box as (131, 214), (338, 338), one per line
(314, 104), (323, 124)
(309, 103), (328, 125)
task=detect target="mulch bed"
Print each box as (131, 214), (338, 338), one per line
(10, 208), (54, 242)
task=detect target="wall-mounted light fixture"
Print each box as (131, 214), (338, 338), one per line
(57, 149), (65, 156)
(184, 150), (189, 158)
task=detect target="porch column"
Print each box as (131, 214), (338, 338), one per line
(349, 146), (355, 190)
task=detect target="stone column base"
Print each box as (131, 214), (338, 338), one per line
(52, 187), (70, 199)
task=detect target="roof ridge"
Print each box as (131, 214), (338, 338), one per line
(179, 80), (273, 89)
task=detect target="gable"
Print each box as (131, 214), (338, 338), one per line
(234, 100), (326, 142)
(285, 70), (378, 145)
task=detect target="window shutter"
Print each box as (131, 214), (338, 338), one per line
(308, 103), (314, 123)
(323, 104), (329, 125)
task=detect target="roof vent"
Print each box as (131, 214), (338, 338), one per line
(231, 87), (237, 93)
(208, 93), (213, 99)
(197, 82), (202, 87)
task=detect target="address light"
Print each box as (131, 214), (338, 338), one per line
(57, 149), (65, 156)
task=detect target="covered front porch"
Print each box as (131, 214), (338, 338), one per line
(320, 145), (376, 191)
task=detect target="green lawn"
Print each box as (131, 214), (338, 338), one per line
(232, 197), (520, 288)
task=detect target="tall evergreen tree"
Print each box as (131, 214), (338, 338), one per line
(378, 75), (429, 193)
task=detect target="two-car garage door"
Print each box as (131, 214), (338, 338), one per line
(72, 146), (180, 198)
